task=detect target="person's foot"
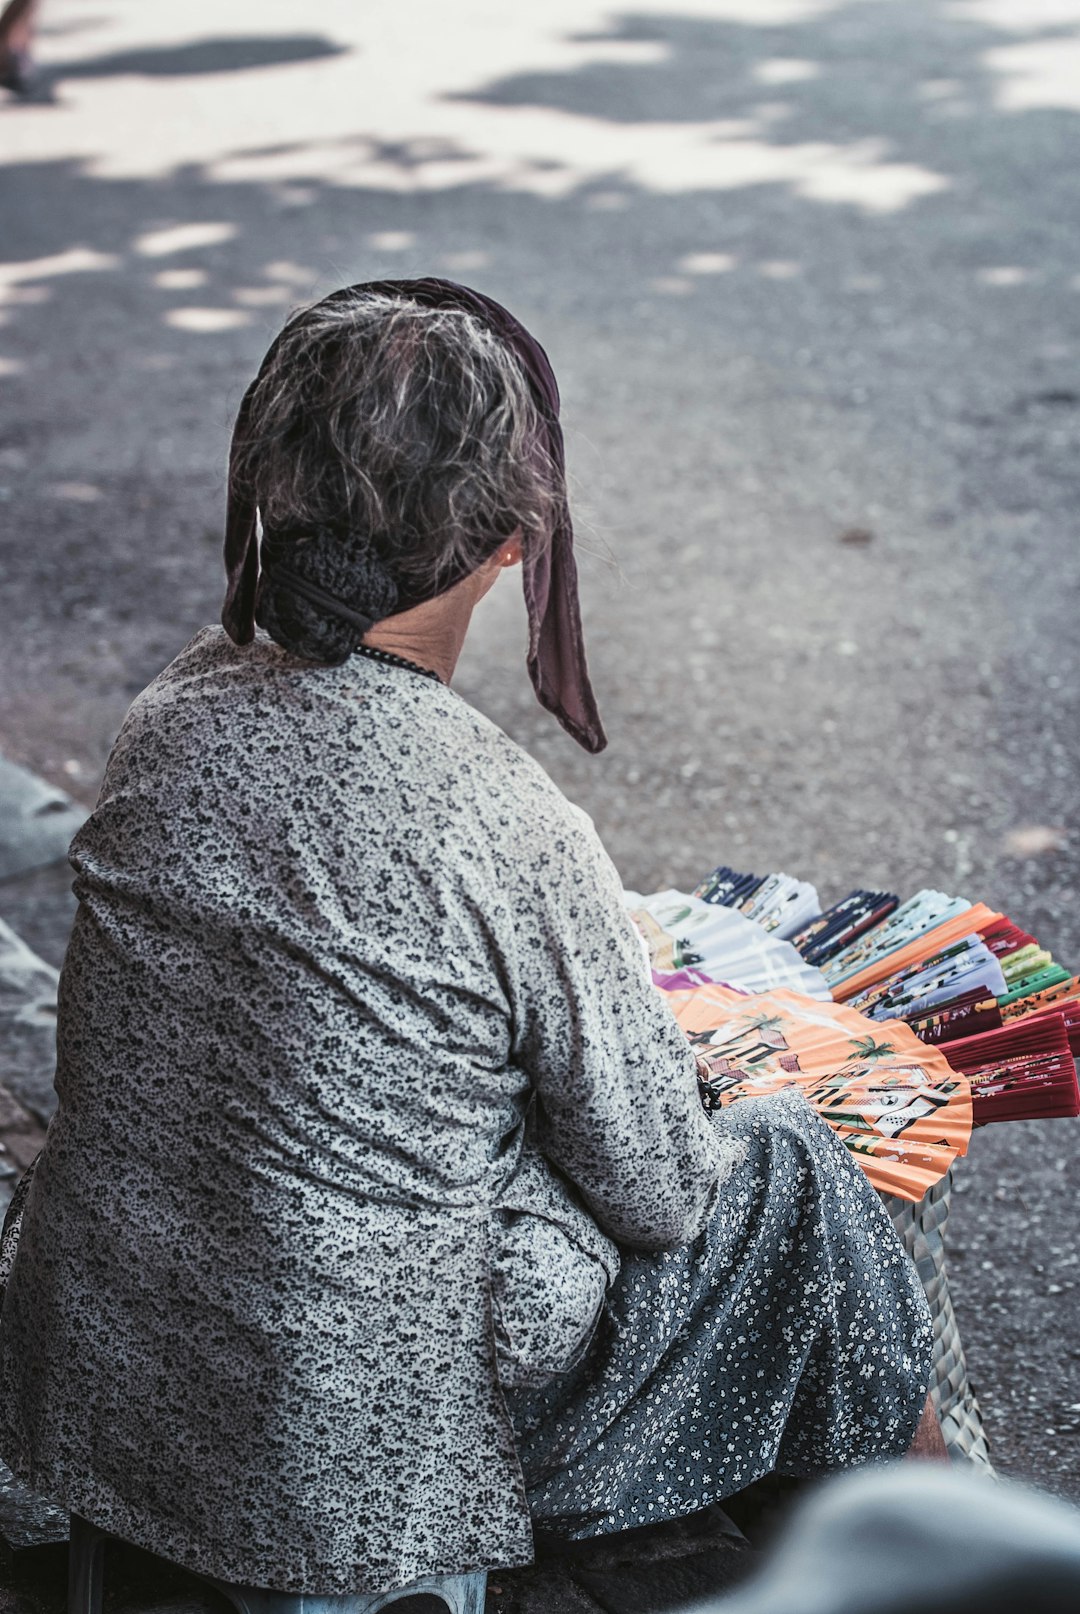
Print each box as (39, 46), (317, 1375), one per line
(0, 47), (52, 99)
(0, 45), (34, 94)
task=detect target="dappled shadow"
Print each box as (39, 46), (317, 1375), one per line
(0, 1), (1078, 763)
(5, 2), (1075, 216)
(462, 0), (1080, 133)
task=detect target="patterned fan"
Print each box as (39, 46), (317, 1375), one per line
(664, 982), (972, 1202)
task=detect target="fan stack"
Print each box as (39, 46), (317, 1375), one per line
(628, 867), (1079, 1202)
(698, 868), (1080, 1127)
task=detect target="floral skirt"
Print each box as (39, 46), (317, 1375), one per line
(505, 1090), (933, 1538)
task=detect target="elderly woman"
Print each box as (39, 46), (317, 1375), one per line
(0, 281), (936, 1600)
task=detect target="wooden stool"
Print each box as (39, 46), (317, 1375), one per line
(68, 1514), (488, 1614)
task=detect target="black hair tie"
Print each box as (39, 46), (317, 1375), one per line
(258, 527), (400, 644)
(260, 561), (382, 638)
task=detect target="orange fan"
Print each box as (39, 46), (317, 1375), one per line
(664, 983), (973, 1202)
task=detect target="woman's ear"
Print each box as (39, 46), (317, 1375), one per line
(471, 529), (523, 603)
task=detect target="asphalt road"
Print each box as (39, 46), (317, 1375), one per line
(1, 1), (1079, 1498)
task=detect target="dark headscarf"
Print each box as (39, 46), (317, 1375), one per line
(221, 277), (606, 754)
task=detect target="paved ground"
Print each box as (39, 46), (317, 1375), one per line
(1, 1), (1079, 1599)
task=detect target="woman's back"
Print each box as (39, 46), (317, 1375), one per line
(0, 625), (725, 1595)
(58, 625), (555, 1212)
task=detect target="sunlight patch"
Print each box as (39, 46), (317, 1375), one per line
(134, 222), (237, 257)
(0, 249), (119, 288)
(153, 268), (208, 289)
(233, 285), (295, 306)
(753, 102), (795, 124)
(0, 286), (50, 307)
(271, 185), (317, 208)
(440, 250), (491, 271)
(981, 36), (1080, 113)
(164, 306), (251, 332)
(947, 1), (1080, 28)
(976, 266), (1035, 286)
(653, 2), (836, 16)
(584, 190), (630, 210)
(367, 231), (416, 252)
(754, 59), (820, 86)
(49, 482), (103, 502)
(262, 261), (319, 286)
(1001, 824), (1067, 857)
(680, 252), (737, 274)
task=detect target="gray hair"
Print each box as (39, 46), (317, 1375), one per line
(231, 290), (560, 661)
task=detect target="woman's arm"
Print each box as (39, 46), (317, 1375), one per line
(507, 809), (744, 1251)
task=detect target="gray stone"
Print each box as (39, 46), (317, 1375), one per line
(491, 1562), (600, 1614)
(0, 1083), (47, 1218)
(0, 863), (78, 974)
(503, 1509), (752, 1614)
(0, 923), (58, 1126)
(0, 1462), (67, 1558)
(573, 1547), (752, 1614)
(0, 758), (86, 883)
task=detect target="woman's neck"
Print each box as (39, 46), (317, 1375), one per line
(361, 584), (475, 685)
(360, 546), (514, 682)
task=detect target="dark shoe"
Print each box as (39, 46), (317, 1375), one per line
(0, 49), (54, 100)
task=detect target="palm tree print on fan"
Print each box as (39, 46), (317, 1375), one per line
(666, 983), (973, 1201)
(847, 1034), (898, 1062)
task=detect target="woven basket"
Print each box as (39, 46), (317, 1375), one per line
(882, 1169), (994, 1471)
